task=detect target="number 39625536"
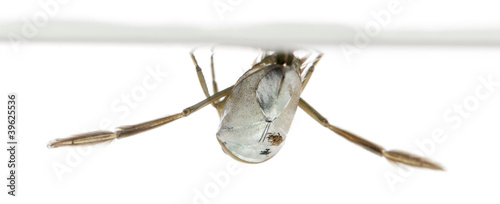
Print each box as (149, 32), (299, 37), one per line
(8, 94), (16, 140)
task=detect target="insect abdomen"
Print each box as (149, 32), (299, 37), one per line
(217, 62), (302, 163)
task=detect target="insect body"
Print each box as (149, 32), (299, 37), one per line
(217, 53), (303, 163)
(48, 49), (443, 171)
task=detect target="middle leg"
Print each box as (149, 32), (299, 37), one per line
(190, 49), (224, 116)
(301, 53), (323, 91)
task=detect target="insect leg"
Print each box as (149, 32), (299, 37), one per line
(301, 53), (323, 91)
(298, 98), (444, 170)
(190, 50), (211, 98)
(210, 47), (219, 94)
(190, 49), (224, 116)
(47, 86), (233, 148)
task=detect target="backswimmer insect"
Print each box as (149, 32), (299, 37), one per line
(48, 48), (443, 170)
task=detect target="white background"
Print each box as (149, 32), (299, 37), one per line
(1, 0), (500, 204)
